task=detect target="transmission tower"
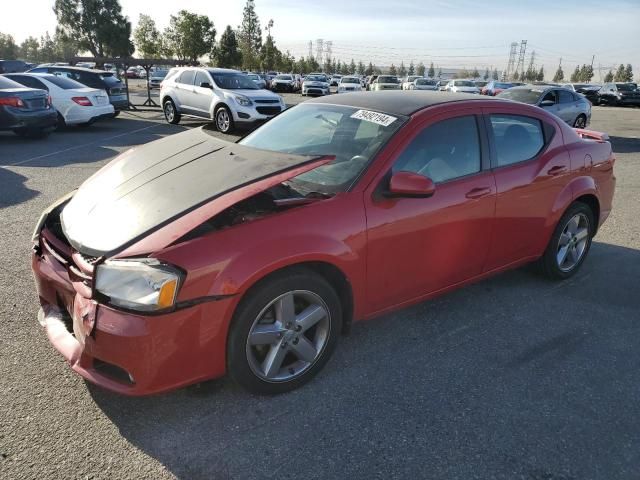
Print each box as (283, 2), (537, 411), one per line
(325, 41), (333, 66)
(505, 42), (518, 80)
(316, 39), (324, 61)
(515, 40), (528, 78)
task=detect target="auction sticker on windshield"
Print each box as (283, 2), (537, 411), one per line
(350, 109), (397, 127)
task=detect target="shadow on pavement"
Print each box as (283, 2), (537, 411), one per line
(0, 167), (39, 208)
(89, 241), (640, 479)
(609, 135), (640, 154)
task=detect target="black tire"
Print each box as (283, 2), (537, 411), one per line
(214, 105), (234, 134)
(573, 114), (587, 128)
(56, 112), (66, 130)
(537, 202), (595, 280)
(227, 269), (342, 394)
(112, 111), (121, 118)
(163, 99), (181, 124)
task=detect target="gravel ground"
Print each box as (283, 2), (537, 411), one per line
(0, 101), (639, 480)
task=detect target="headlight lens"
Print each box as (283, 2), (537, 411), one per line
(95, 259), (182, 312)
(234, 94), (252, 106)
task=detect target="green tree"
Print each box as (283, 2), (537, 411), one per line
(437, 67), (442, 78)
(417, 62), (425, 77)
(54, 0), (134, 57)
(19, 37), (40, 62)
(238, 0), (262, 71)
(349, 58), (356, 74)
(624, 64), (633, 82)
(552, 65), (564, 82)
(323, 56), (332, 73)
(512, 71), (520, 81)
(259, 34), (280, 71)
(398, 61), (407, 78)
(357, 60), (365, 75)
(307, 55), (319, 72)
(604, 70), (613, 82)
(483, 68), (489, 80)
(336, 60), (342, 74)
(365, 62), (374, 76)
(569, 66), (580, 82)
(340, 62), (350, 75)
(613, 63), (626, 82)
(408, 61), (415, 76)
(214, 25), (242, 68)
(133, 14), (160, 58)
(471, 67), (479, 78)
(278, 50), (295, 72)
(428, 62), (435, 78)
(492, 68), (498, 80)
(537, 66), (544, 81)
(389, 64), (397, 76)
(0, 32), (19, 59)
(331, 58), (337, 74)
(295, 56), (307, 73)
(164, 10), (215, 63)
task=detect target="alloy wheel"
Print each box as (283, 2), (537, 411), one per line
(245, 290), (331, 382)
(556, 213), (590, 272)
(217, 109), (230, 132)
(574, 115), (587, 128)
(164, 102), (174, 122)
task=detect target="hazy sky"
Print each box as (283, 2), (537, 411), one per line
(1, 0), (638, 79)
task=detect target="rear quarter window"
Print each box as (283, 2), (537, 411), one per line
(489, 114), (546, 167)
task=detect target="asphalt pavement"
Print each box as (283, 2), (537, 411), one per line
(1, 100), (639, 480)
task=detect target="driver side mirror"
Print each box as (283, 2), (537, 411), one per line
(385, 171), (436, 198)
(200, 81), (213, 89)
(540, 99), (555, 107)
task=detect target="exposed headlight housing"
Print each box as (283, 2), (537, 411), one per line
(233, 94), (252, 106)
(95, 258), (183, 312)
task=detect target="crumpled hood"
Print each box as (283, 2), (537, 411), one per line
(61, 127), (324, 256)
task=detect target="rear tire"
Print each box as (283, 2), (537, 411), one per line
(573, 114), (587, 128)
(163, 99), (181, 125)
(56, 112), (66, 130)
(227, 269), (342, 394)
(112, 111), (120, 118)
(537, 202), (595, 280)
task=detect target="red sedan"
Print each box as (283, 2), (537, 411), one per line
(32, 91), (616, 395)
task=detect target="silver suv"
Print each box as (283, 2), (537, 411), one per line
(160, 67), (286, 133)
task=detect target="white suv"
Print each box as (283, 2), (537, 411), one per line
(160, 67), (286, 133)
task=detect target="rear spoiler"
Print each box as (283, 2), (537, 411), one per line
(574, 128), (610, 142)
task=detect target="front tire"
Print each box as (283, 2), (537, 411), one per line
(215, 106), (234, 133)
(537, 202), (594, 280)
(227, 269), (342, 394)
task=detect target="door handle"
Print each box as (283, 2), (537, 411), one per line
(465, 187), (492, 199)
(547, 165), (568, 176)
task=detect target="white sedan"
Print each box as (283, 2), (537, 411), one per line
(402, 75), (422, 90)
(5, 72), (114, 126)
(337, 76), (363, 93)
(443, 79), (480, 94)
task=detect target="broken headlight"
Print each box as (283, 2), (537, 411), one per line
(95, 259), (183, 312)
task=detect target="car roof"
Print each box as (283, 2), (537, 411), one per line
(307, 91), (496, 116)
(34, 65), (110, 74)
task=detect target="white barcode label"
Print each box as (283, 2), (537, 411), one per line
(350, 109), (397, 127)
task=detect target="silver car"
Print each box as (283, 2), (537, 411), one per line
(497, 85), (591, 128)
(246, 73), (266, 89)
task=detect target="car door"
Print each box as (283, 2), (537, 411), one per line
(557, 89), (577, 124)
(192, 70), (215, 118)
(364, 109), (496, 313)
(174, 69), (196, 113)
(539, 89), (561, 117)
(481, 107), (570, 271)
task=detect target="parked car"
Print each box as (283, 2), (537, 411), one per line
(444, 80), (480, 94)
(482, 81), (514, 96)
(149, 69), (168, 89)
(160, 67), (285, 133)
(247, 73), (267, 89)
(330, 75), (343, 86)
(370, 75), (400, 91)
(0, 60), (29, 73)
(0, 75), (57, 137)
(474, 80), (488, 90)
(497, 85), (591, 128)
(562, 83), (601, 105)
(408, 78), (439, 90)
(271, 74), (297, 93)
(337, 76), (363, 93)
(28, 66), (128, 115)
(32, 91), (615, 395)
(302, 74), (330, 96)
(4, 73), (113, 127)
(402, 76), (422, 90)
(597, 82), (640, 106)
(365, 75), (378, 91)
(126, 67), (145, 79)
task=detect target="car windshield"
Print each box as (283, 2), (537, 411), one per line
(306, 75), (325, 82)
(616, 83), (636, 91)
(211, 72), (258, 90)
(238, 104), (406, 194)
(42, 75), (86, 89)
(454, 81), (475, 87)
(276, 75), (292, 80)
(378, 76), (398, 83)
(247, 74), (260, 80)
(497, 88), (543, 104)
(341, 77), (359, 84)
(416, 79), (436, 85)
(495, 82), (513, 89)
(153, 70), (168, 78)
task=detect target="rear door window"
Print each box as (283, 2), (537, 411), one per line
(558, 89), (574, 103)
(489, 114), (546, 167)
(7, 75), (48, 91)
(178, 70), (195, 85)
